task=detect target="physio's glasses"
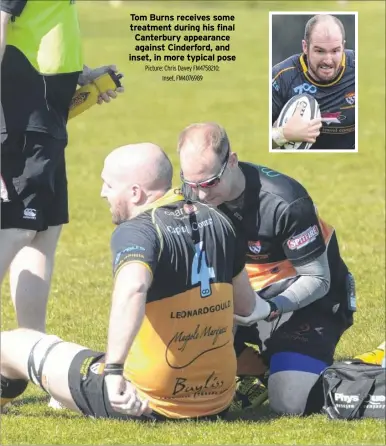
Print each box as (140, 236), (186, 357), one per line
(180, 151), (230, 189)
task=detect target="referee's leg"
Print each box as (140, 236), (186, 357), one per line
(9, 226), (62, 331)
(1, 132), (68, 331)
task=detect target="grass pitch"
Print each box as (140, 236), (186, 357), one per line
(1, 1), (385, 444)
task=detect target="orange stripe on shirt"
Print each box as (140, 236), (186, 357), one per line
(246, 218), (335, 291)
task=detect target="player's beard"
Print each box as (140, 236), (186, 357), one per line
(308, 57), (340, 82)
(111, 201), (130, 225)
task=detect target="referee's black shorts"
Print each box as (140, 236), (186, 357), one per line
(1, 131), (68, 231)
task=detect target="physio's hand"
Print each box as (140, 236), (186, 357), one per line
(78, 65), (124, 104)
(105, 374), (151, 417)
(282, 103), (322, 143)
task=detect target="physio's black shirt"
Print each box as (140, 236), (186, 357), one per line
(218, 162), (348, 294)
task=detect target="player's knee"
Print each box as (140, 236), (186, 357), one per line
(0, 329), (43, 410)
(0, 229), (36, 278)
(1, 329), (29, 359)
(268, 352), (327, 415)
(1, 329), (46, 370)
(269, 372), (313, 415)
(27, 334), (63, 392)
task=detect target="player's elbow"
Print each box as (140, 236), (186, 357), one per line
(320, 273), (331, 296)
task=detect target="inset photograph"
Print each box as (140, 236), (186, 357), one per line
(269, 12), (357, 152)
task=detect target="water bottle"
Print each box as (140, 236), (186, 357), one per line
(68, 69), (123, 120)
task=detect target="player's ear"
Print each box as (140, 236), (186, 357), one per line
(229, 152), (238, 167)
(130, 184), (143, 204)
(302, 39), (308, 54)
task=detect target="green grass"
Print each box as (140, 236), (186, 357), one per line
(1, 1), (385, 444)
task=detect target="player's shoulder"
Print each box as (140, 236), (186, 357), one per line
(344, 49), (355, 69)
(111, 212), (156, 248)
(272, 53), (302, 81)
(240, 162), (310, 205)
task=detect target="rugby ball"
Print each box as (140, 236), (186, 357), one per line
(276, 93), (321, 150)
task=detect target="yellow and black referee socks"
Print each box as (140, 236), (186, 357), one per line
(0, 375), (28, 409)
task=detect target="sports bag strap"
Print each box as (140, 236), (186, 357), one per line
(323, 377), (343, 419)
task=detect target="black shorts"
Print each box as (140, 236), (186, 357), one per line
(1, 131), (68, 231)
(234, 287), (355, 366)
(68, 349), (229, 422)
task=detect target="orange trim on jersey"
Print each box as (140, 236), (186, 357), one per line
(246, 259), (297, 291)
(246, 217), (335, 291)
(299, 53), (346, 87)
(272, 66), (296, 82)
(318, 217), (334, 245)
(340, 105), (355, 110)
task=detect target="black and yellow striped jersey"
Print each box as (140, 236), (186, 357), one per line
(110, 189), (245, 418)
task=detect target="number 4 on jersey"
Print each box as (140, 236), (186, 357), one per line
(191, 241), (215, 298)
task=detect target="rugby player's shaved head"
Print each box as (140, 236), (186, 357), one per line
(105, 143), (173, 192)
(101, 143), (173, 224)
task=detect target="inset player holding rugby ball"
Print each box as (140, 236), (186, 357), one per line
(274, 93), (321, 150)
(270, 12), (357, 152)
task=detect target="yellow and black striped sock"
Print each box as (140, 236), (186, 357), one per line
(1, 375), (28, 408)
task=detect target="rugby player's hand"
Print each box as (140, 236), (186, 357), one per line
(105, 374), (151, 417)
(78, 65), (125, 104)
(283, 103), (322, 143)
(234, 293), (272, 326)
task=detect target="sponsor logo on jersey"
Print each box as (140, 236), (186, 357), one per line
(272, 80), (280, 92)
(293, 83), (317, 95)
(90, 362), (104, 374)
(345, 92), (355, 105)
(287, 225), (319, 250)
(259, 166), (281, 178)
(248, 241), (261, 255)
(321, 111), (346, 125)
(115, 244), (146, 265)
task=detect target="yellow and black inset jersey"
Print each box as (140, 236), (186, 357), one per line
(272, 50), (355, 150)
(110, 190), (245, 418)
